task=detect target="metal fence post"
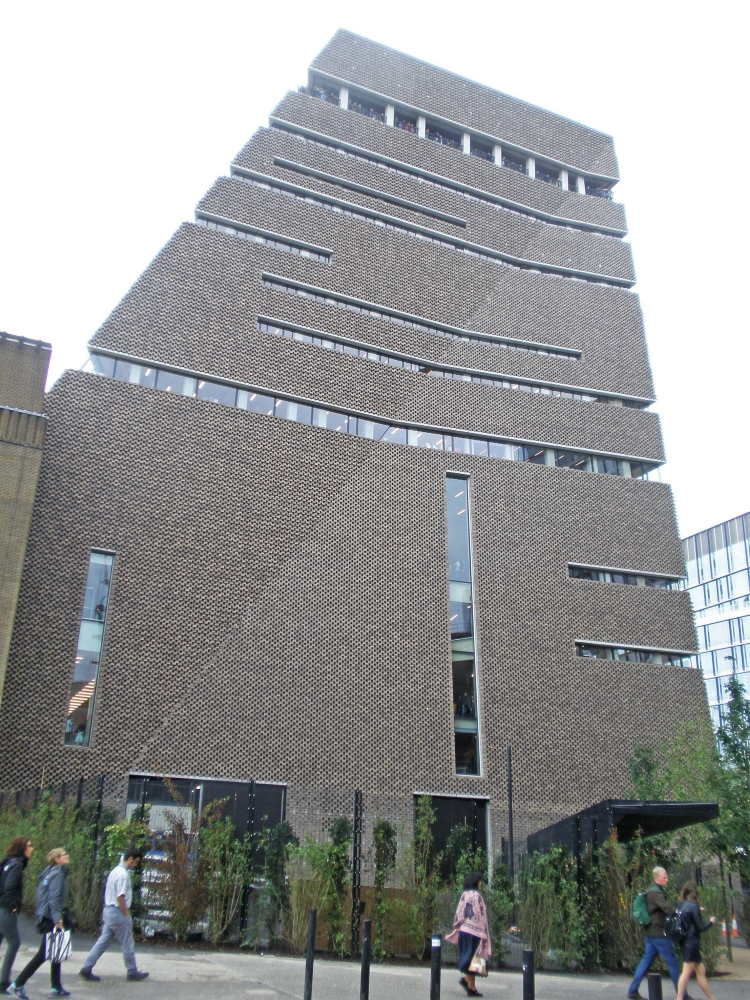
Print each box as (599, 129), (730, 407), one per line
(351, 789), (363, 953)
(430, 934), (442, 1000)
(303, 908), (316, 1000)
(522, 948), (535, 1000)
(647, 973), (664, 1000)
(359, 919), (372, 1000)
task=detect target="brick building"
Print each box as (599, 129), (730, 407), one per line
(0, 31), (708, 865)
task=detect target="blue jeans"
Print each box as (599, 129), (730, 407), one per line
(629, 935), (681, 993)
(82, 907), (138, 975)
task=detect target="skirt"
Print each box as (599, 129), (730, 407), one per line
(458, 931), (481, 974)
(681, 936), (701, 964)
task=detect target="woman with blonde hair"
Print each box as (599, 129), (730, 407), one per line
(675, 880), (716, 1000)
(7, 848), (70, 999)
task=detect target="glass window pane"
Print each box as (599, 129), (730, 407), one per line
(114, 360), (157, 387)
(450, 436), (472, 454)
(488, 441), (513, 460)
(355, 418), (389, 440)
(313, 408), (349, 432)
(454, 733), (479, 775)
(408, 429), (444, 450)
(471, 439), (488, 457)
(517, 445), (547, 464)
(237, 391), (274, 415)
(81, 551), (113, 620)
(275, 399), (312, 423)
(555, 450), (592, 471)
(709, 524), (730, 578)
(156, 370), (196, 396)
(384, 426), (407, 445)
(596, 456), (619, 475)
(65, 552), (113, 747)
(196, 380), (236, 406)
(90, 354), (115, 377)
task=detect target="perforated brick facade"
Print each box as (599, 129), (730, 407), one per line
(0, 34), (706, 867)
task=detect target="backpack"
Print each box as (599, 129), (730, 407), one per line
(632, 891), (651, 926)
(35, 865), (54, 922)
(665, 904), (688, 946)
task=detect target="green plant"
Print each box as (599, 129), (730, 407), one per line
(519, 844), (587, 970)
(372, 818), (397, 959)
(201, 816), (252, 944)
(261, 819), (299, 947)
(399, 795), (441, 960)
(303, 817), (352, 956)
(485, 855), (515, 953)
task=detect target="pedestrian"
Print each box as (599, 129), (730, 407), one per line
(675, 881), (717, 1000)
(0, 837), (33, 993)
(627, 866), (685, 1000)
(79, 848), (148, 983)
(445, 870), (491, 998)
(7, 847), (71, 999)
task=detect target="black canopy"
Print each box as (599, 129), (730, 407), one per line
(527, 799), (719, 856)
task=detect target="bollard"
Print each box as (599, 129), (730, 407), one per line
(430, 934), (441, 1000)
(360, 919), (372, 1000)
(522, 948), (535, 1000)
(647, 973), (663, 1000)
(304, 909), (316, 1000)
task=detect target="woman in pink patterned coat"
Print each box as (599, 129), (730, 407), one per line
(445, 871), (491, 997)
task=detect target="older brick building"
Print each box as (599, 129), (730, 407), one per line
(0, 31), (707, 864)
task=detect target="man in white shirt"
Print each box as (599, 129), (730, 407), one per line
(79, 849), (148, 982)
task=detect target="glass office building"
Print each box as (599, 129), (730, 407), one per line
(683, 513), (750, 726)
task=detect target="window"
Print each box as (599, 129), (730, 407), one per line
(447, 476), (479, 775)
(502, 152), (528, 175)
(569, 565), (680, 589)
(65, 552), (114, 746)
(575, 643), (691, 668)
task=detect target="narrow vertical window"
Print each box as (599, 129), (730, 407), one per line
(64, 552), (114, 746)
(446, 476), (480, 775)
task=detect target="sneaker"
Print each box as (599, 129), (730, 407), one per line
(8, 986), (29, 999)
(126, 972), (149, 982)
(78, 970), (100, 983)
(50, 990), (71, 997)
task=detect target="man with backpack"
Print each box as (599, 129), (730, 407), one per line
(0, 837), (33, 993)
(628, 866), (688, 1000)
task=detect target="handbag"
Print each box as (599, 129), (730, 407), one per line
(45, 928), (72, 963)
(468, 954), (487, 977)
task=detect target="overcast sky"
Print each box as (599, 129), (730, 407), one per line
(1, 1), (747, 539)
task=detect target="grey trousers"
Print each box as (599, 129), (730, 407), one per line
(0, 908), (20, 988)
(82, 907), (138, 974)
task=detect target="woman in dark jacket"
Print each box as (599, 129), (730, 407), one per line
(7, 848), (70, 999)
(676, 880), (716, 1000)
(0, 837), (33, 993)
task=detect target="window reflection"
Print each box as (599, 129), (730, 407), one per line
(447, 476), (479, 775)
(65, 552), (114, 747)
(156, 370), (196, 396)
(113, 360), (157, 387)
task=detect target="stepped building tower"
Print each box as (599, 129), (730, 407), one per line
(0, 31), (708, 863)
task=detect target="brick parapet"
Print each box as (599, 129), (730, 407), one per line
(266, 92), (627, 233)
(310, 31), (620, 178)
(229, 127), (634, 282)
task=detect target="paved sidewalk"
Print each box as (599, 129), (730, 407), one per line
(3, 918), (747, 1000)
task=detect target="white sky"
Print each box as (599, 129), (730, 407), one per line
(1, 1), (747, 539)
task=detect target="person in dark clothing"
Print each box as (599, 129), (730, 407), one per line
(676, 881), (716, 1000)
(0, 837), (33, 993)
(628, 866), (684, 999)
(8, 848), (70, 999)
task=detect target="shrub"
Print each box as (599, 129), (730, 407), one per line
(372, 818), (397, 959)
(519, 844), (587, 970)
(201, 816), (252, 944)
